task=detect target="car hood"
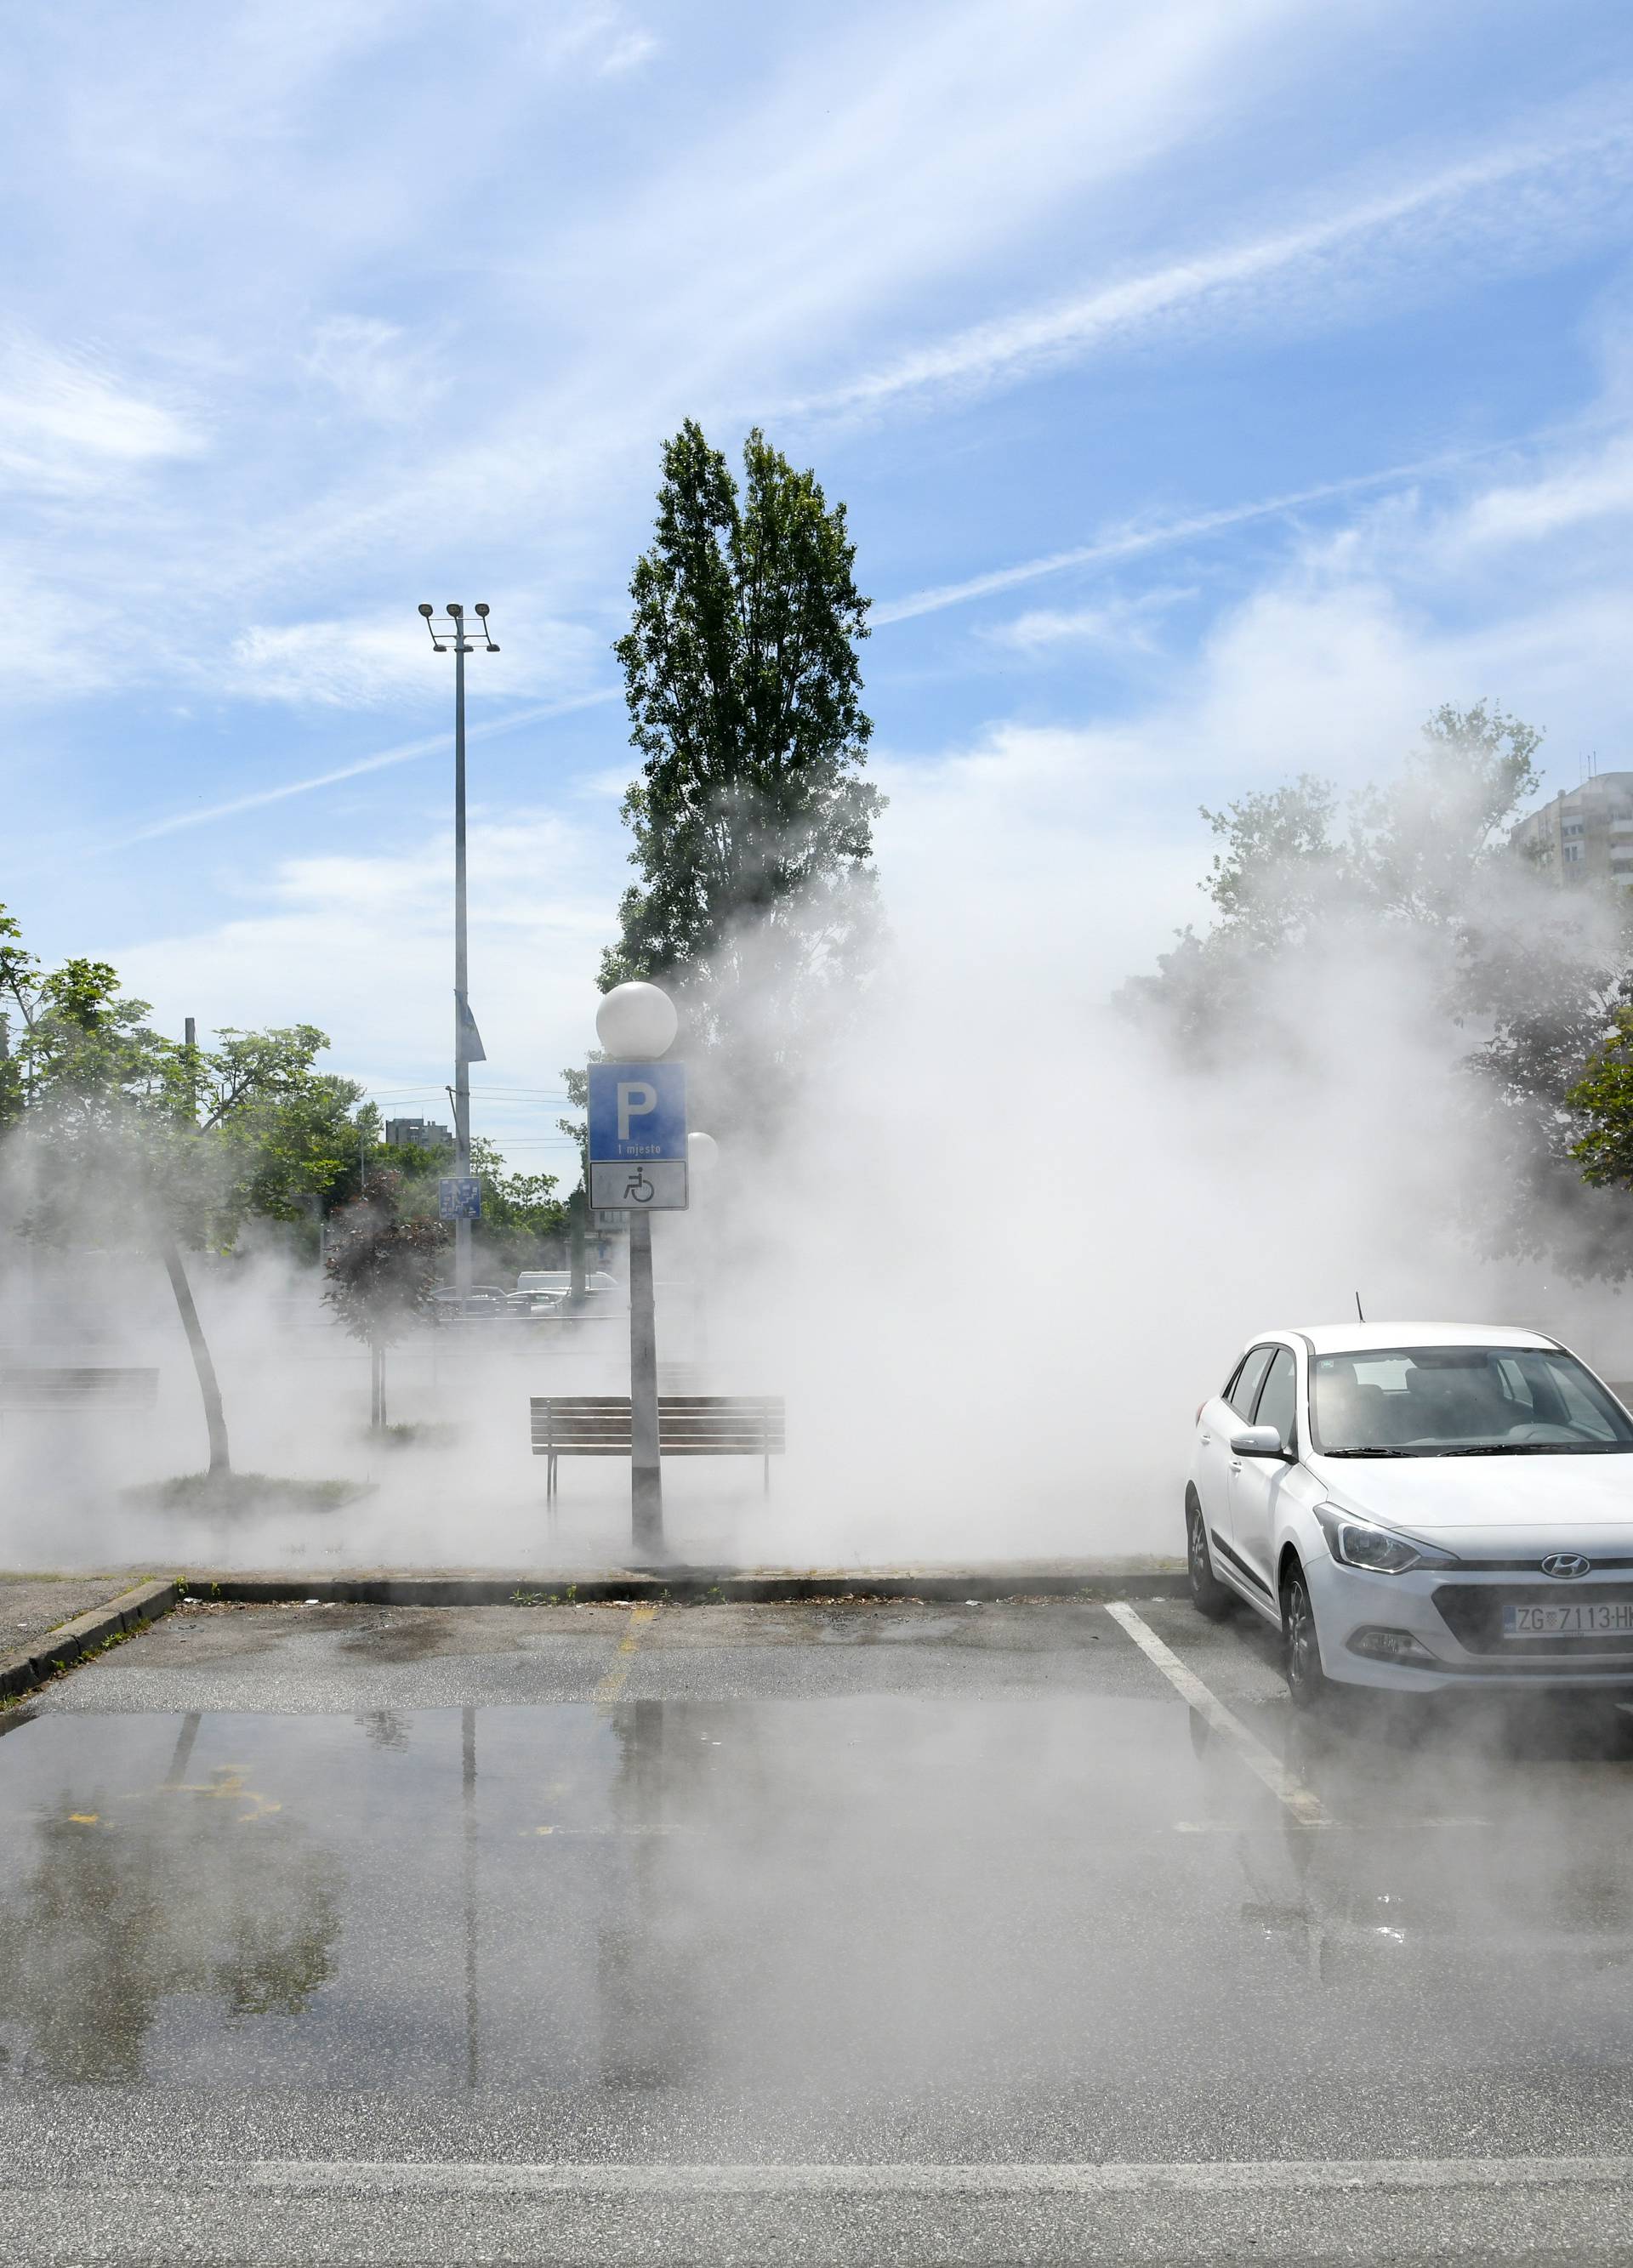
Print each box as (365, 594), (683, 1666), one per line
(1308, 1450), (1633, 1553)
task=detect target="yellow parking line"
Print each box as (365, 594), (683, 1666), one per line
(1104, 1600), (1329, 1827)
(593, 1604), (657, 1713)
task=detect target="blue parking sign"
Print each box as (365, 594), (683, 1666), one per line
(439, 1176), (481, 1220)
(587, 1061), (687, 1162)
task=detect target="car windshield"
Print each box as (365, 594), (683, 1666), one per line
(1311, 1346), (1633, 1456)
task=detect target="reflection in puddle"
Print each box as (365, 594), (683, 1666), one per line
(6, 1692), (1633, 2095)
(0, 1714), (340, 2083)
(1191, 1694), (1633, 1992)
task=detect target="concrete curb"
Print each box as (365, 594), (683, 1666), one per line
(178, 1562), (1187, 1608)
(0, 1577), (183, 1702)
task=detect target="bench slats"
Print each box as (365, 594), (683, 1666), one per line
(0, 1368), (159, 1412)
(529, 1395), (785, 1454)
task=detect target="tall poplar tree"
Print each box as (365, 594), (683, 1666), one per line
(606, 422), (884, 1077)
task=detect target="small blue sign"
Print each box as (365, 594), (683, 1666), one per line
(439, 1176), (481, 1220)
(587, 1060), (687, 1162)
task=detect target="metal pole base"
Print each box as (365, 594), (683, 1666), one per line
(632, 1464), (663, 1559)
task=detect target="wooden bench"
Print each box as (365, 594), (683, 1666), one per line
(530, 1394), (786, 1515)
(0, 1367), (159, 1414)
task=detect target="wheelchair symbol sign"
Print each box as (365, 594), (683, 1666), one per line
(589, 1159), (687, 1211)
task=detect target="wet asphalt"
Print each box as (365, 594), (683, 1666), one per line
(5, 1594), (1633, 2261)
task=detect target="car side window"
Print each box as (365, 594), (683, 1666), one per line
(1229, 1347), (1275, 1419)
(1254, 1345), (1298, 1449)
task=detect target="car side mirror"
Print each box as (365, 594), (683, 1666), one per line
(1231, 1425), (1287, 1458)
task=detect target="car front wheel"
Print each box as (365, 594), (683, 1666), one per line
(1186, 1496), (1235, 1621)
(1280, 1560), (1329, 1709)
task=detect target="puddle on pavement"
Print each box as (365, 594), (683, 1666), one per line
(5, 1696), (1633, 2094)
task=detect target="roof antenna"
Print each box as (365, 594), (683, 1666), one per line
(1355, 1290), (1365, 1323)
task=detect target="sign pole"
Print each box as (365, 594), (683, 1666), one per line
(628, 1211), (662, 1555)
(584, 1032), (687, 1563)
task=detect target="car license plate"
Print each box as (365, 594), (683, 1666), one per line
(1504, 1601), (1633, 1639)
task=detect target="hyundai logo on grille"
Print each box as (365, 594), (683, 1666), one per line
(1541, 1554), (1592, 1580)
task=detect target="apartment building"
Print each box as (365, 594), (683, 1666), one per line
(383, 1116), (453, 1150)
(1509, 773), (1633, 888)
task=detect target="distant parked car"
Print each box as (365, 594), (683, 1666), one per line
(508, 1288), (565, 1317)
(430, 1285), (510, 1322)
(515, 1270), (620, 1297)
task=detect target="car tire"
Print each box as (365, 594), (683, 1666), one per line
(1280, 1560), (1329, 1709)
(1186, 1495), (1235, 1621)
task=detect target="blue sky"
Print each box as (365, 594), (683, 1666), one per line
(8, 0), (1633, 1171)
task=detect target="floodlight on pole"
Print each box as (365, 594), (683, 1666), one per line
(418, 600), (500, 1301)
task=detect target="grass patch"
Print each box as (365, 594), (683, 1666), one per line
(122, 1473), (375, 1518)
(376, 1422), (462, 1450)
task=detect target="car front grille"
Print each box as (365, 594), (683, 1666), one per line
(1432, 1582), (1633, 1657)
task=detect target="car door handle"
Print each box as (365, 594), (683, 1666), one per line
(1199, 1433), (1210, 1447)
(1229, 1460), (1243, 1474)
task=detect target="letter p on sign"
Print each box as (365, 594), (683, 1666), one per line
(617, 1081), (657, 1143)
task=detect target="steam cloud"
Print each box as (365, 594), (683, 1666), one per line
(3, 731), (1630, 1575)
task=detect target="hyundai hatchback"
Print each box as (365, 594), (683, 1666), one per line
(1186, 1325), (1633, 1704)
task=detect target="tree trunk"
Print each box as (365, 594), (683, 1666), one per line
(158, 1233), (231, 1476)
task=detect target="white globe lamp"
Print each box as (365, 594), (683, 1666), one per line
(595, 981), (677, 1061)
(688, 1131), (720, 1174)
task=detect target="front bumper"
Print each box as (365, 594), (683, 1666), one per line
(1306, 1553), (1633, 1692)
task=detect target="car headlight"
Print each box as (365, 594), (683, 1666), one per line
(1314, 1504), (1459, 1576)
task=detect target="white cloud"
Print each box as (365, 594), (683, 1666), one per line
(115, 807), (627, 1161)
(0, 335), (202, 494)
(595, 26), (656, 76)
(110, 690), (620, 848)
(301, 316), (448, 424)
(226, 605), (605, 709)
(1443, 429), (1633, 554)
(811, 98), (1633, 421)
(872, 450), (1488, 625)
(985, 588), (1193, 654)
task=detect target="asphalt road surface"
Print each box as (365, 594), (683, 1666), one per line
(5, 1591), (1633, 2263)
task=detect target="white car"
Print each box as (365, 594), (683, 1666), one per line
(1186, 1324), (1633, 1705)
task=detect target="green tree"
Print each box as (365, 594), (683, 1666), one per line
(1120, 706), (1633, 1278)
(1351, 701), (1543, 922)
(321, 1171), (446, 1429)
(1124, 704), (1554, 1055)
(1197, 774), (1342, 949)
(606, 421), (884, 1079)
(1568, 1010), (1633, 1191)
(0, 907), (377, 1469)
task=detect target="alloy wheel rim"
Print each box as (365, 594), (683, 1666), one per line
(1188, 1509), (1207, 1588)
(1287, 1581), (1315, 1687)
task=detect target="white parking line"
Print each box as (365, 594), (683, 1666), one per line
(235, 2157), (1633, 2195)
(1104, 1600), (1329, 1827)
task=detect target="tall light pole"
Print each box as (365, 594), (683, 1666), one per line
(419, 600), (498, 1300)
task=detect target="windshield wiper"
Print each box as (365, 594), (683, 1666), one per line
(1333, 1441), (1633, 1458)
(1320, 1441), (1633, 1458)
(1431, 1441), (1631, 1456)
